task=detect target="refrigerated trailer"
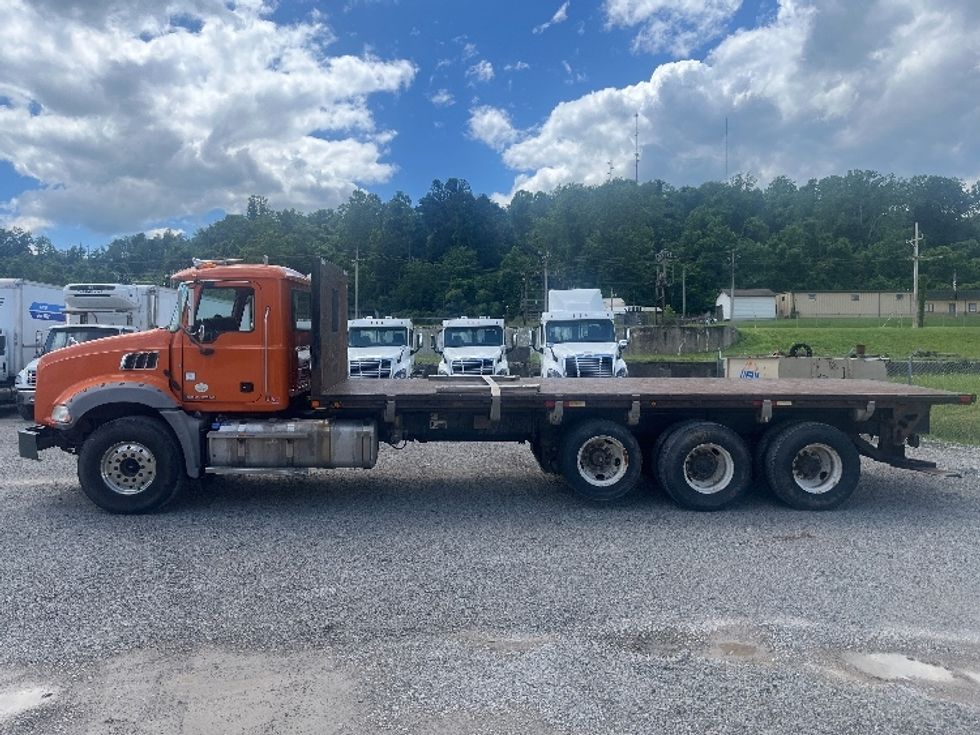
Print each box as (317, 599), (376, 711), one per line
(0, 278), (65, 405)
(19, 259), (976, 514)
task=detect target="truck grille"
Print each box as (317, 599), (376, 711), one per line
(26, 369), (37, 387)
(564, 355), (614, 377)
(349, 358), (393, 378)
(450, 358), (495, 375)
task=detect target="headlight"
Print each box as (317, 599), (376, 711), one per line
(546, 368), (563, 378)
(495, 368), (508, 376)
(51, 404), (71, 424)
(14, 374), (23, 387)
(393, 369), (408, 379)
(615, 368), (628, 377)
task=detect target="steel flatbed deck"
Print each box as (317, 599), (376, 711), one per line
(319, 376), (969, 412)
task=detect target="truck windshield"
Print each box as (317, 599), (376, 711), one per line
(545, 319), (615, 344)
(444, 326), (503, 347)
(349, 327), (408, 348)
(169, 282), (188, 332)
(43, 327), (123, 354)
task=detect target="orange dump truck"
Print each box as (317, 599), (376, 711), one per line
(19, 259), (975, 514)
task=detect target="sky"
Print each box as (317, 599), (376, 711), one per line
(1, 0), (979, 249)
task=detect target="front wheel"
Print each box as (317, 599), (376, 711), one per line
(764, 422), (860, 510)
(78, 416), (187, 514)
(16, 401), (34, 421)
(559, 420), (642, 502)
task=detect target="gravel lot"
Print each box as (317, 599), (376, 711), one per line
(1, 411), (980, 734)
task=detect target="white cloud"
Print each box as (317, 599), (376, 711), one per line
(505, 61), (531, 72)
(466, 60), (495, 83)
(429, 89), (455, 107)
(604, 0), (741, 56)
(0, 0), (416, 233)
(485, 0), (980, 200)
(468, 106), (519, 151)
(145, 227), (184, 238)
(534, 2), (571, 34)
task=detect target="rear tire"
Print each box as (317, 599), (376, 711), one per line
(657, 421), (751, 511)
(764, 422), (860, 510)
(559, 420), (642, 502)
(78, 416), (187, 514)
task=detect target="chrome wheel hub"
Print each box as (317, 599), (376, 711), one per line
(100, 442), (157, 495)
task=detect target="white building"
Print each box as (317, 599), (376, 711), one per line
(715, 289), (777, 321)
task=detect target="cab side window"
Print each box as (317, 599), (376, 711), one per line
(194, 287), (254, 341)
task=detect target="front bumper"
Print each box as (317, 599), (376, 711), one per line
(16, 390), (35, 407)
(18, 425), (58, 461)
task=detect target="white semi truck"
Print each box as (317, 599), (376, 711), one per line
(0, 278), (66, 408)
(347, 317), (421, 379)
(14, 283), (178, 419)
(534, 288), (629, 378)
(434, 317), (510, 376)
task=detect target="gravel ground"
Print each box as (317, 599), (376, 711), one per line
(1, 411), (979, 734)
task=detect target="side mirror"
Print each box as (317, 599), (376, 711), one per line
(531, 329), (541, 352)
(625, 328), (632, 343)
(618, 339), (629, 351)
(35, 330), (44, 357)
(431, 334), (442, 354)
(412, 331), (423, 354)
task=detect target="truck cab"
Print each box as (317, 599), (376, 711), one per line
(347, 317), (419, 379)
(434, 317), (509, 376)
(535, 289), (629, 378)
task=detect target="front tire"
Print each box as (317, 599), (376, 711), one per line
(764, 422), (860, 510)
(559, 420), (642, 502)
(656, 421), (751, 511)
(78, 416), (187, 514)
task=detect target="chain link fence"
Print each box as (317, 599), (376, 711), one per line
(885, 358), (980, 399)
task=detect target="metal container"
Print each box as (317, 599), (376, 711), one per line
(207, 418), (378, 469)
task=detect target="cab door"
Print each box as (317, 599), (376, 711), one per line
(179, 281), (268, 409)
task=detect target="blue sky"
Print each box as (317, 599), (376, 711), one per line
(1, 1), (978, 250)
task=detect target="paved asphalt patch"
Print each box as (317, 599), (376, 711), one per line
(1, 412), (979, 733)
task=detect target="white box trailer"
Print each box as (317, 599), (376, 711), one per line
(0, 279), (65, 396)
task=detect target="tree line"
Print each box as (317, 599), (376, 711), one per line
(2, 171), (979, 320)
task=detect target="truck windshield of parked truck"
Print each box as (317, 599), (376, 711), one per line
(545, 319), (615, 344)
(168, 282), (189, 332)
(444, 326), (503, 347)
(349, 327), (408, 348)
(42, 326), (126, 354)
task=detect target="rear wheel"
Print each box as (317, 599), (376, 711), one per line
(657, 421), (751, 511)
(559, 420), (642, 502)
(764, 422), (860, 510)
(78, 416), (187, 514)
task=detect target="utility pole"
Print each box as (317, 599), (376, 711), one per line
(354, 245), (360, 319)
(724, 116), (729, 181)
(681, 264), (687, 318)
(634, 112), (639, 184)
(542, 251), (550, 311)
(730, 248), (736, 322)
(908, 222), (923, 328)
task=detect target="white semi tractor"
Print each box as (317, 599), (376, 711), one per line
(14, 283), (178, 419)
(347, 317), (421, 379)
(534, 288), (629, 378)
(0, 278), (66, 408)
(434, 317), (510, 376)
